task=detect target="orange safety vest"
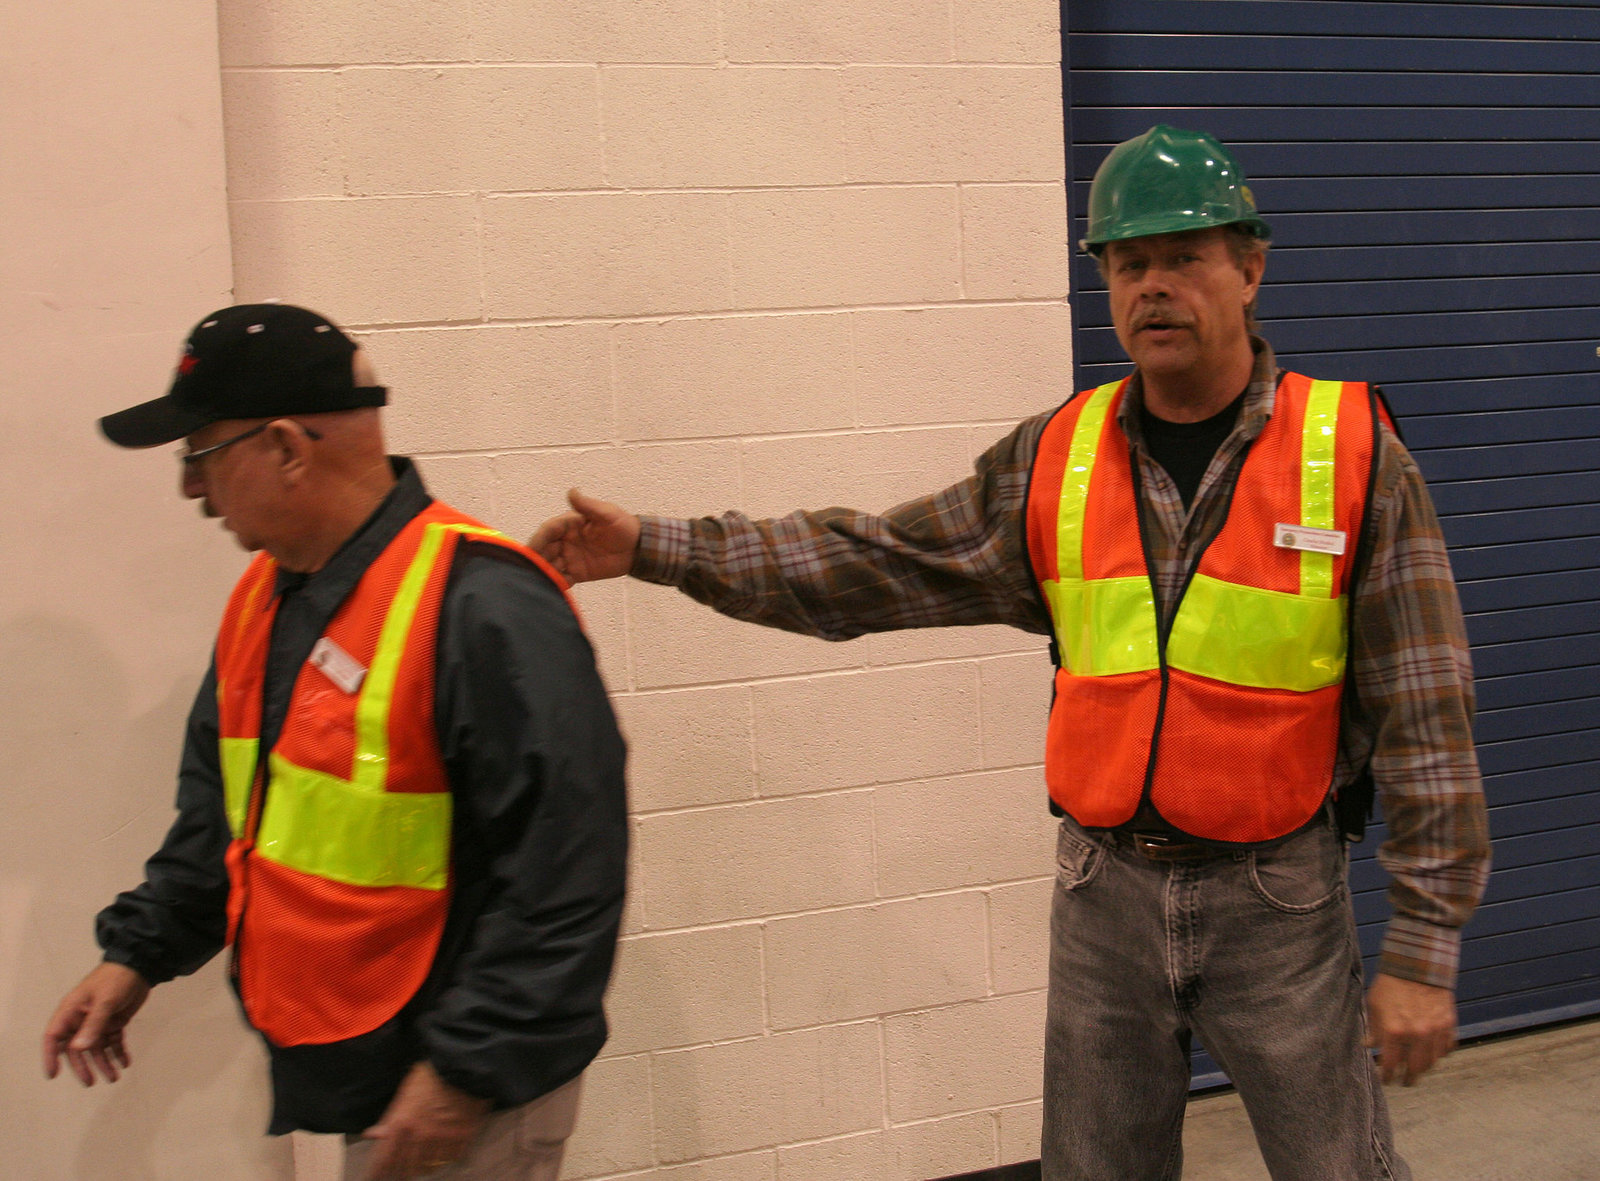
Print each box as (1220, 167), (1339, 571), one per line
(1026, 372), (1379, 844)
(214, 501), (576, 1046)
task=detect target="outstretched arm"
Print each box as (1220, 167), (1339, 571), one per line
(42, 962), (152, 1086)
(534, 414), (1057, 642)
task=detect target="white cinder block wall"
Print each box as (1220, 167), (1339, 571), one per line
(6, 2), (290, 1178)
(219, 2), (1071, 1177)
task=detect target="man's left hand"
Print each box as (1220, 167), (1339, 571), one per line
(361, 1060), (491, 1180)
(1365, 973), (1458, 1086)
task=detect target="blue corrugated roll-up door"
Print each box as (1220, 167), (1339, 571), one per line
(1061, 0), (1600, 1082)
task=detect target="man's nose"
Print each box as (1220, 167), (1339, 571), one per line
(181, 462), (205, 500)
(1139, 263), (1177, 293)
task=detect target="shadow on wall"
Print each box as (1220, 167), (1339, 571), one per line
(0, 614), (291, 1181)
(569, 929), (706, 1177)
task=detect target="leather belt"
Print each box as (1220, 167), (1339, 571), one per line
(1123, 832), (1221, 862)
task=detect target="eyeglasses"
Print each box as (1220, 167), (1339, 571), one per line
(178, 421), (322, 468)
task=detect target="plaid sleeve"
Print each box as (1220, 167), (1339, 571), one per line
(1354, 427), (1492, 990)
(630, 414), (1055, 641)
(632, 515), (693, 585)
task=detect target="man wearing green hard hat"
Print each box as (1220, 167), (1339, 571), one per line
(529, 125), (1489, 1179)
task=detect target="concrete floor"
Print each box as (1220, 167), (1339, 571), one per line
(1182, 1018), (1600, 1180)
(294, 1021), (1600, 1180)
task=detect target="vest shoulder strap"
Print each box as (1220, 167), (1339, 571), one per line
(1330, 376), (1387, 839)
(1024, 380), (1132, 672)
(419, 504), (587, 631)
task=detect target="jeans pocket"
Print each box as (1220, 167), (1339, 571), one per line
(1055, 823), (1104, 891)
(1246, 827), (1346, 914)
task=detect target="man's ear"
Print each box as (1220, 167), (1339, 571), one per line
(1241, 249), (1266, 307)
(266, 419), (315, 485)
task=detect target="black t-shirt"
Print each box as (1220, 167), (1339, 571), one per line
(1138, 394), (1244, 509)
(1125, 392), (1244, 836)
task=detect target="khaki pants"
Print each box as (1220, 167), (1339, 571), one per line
(342, 1074), (583, 1181)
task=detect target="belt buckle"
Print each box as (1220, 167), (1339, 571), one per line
(1131, 833), (1206, 861)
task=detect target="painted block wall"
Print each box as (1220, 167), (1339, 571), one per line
(218, 1), (1072, 1177)
(0, 1), (292, 1178)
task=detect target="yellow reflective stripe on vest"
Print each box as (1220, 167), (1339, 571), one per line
(1045, 381), (1348, 689)
(218, 565), (276, 838)
(349, 522), (450, 793)
(1041, 576), (1158, 675)
(1299, 380), (1342, 599)
(1055, 381), (1122, 584)
(251, 522), (503, 891)
(220, 736), (257, 837)
(1166, 575), (1347, 691)
(1042, 380), (1161, 673)
(257, 752), (452, 889)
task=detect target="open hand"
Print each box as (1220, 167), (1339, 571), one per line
(528, 489), (641, 584)
(43, 962), (152, 1086)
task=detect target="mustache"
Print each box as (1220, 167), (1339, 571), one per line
(1132, 305), (1195, 331)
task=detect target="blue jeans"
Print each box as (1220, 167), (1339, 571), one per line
(1041, 816), (1407, 1181)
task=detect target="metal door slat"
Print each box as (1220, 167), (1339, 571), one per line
(1459, 569), (1600, 613)
(1070, 34), (1600, 73)
(1476, 668), (1600, 710)
(1409, 409), (1600, 449)
(1484, 792), (1600, 839)
(1478, 729), (1600, 776)
(1071, 0), (1590, 40)
(1072, 107), (1600, 141)
(1444, 505), (1600, 548)
(1392, 374), (1600, 416)
(1475, 697), (1600, 742)
(1072, 72), (1600, 109)
(1266, 275), (1600, 318)
(1480, 762), (1600, 807)
(1471, 632), (1600, 679)
(1218, 141), (1600, 177)
(1405, 440), (1600, 482)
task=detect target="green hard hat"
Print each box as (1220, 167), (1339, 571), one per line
(1081, 124), (1270, 254)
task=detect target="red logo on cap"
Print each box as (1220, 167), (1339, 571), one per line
(178, 351), (198, 375)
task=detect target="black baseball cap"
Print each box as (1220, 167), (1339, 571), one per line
(99, 303), (388, 448)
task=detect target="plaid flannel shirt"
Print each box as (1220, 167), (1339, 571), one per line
(633, 338), (1490, 990)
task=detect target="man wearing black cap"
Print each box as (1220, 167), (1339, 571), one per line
(43, 304), (629, 1181)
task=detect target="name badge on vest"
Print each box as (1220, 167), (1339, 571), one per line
(310, 636), (367, 694)
(1274, 523), (1347, 556)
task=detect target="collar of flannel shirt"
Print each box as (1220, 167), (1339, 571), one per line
(1115, 333), (1280, 456)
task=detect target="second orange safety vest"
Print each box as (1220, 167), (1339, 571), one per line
(215, 501), (576, 1047)
(1026, 372), (1380, 844)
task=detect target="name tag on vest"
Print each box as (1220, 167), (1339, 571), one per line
(310, 637), (367, 694)
(1274, 523), (1347, 556)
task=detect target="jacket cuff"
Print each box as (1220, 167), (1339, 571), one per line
(1378, 915), (1461, 991)
(99, 947), (170, 988)
(631, 516), (691, 586)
